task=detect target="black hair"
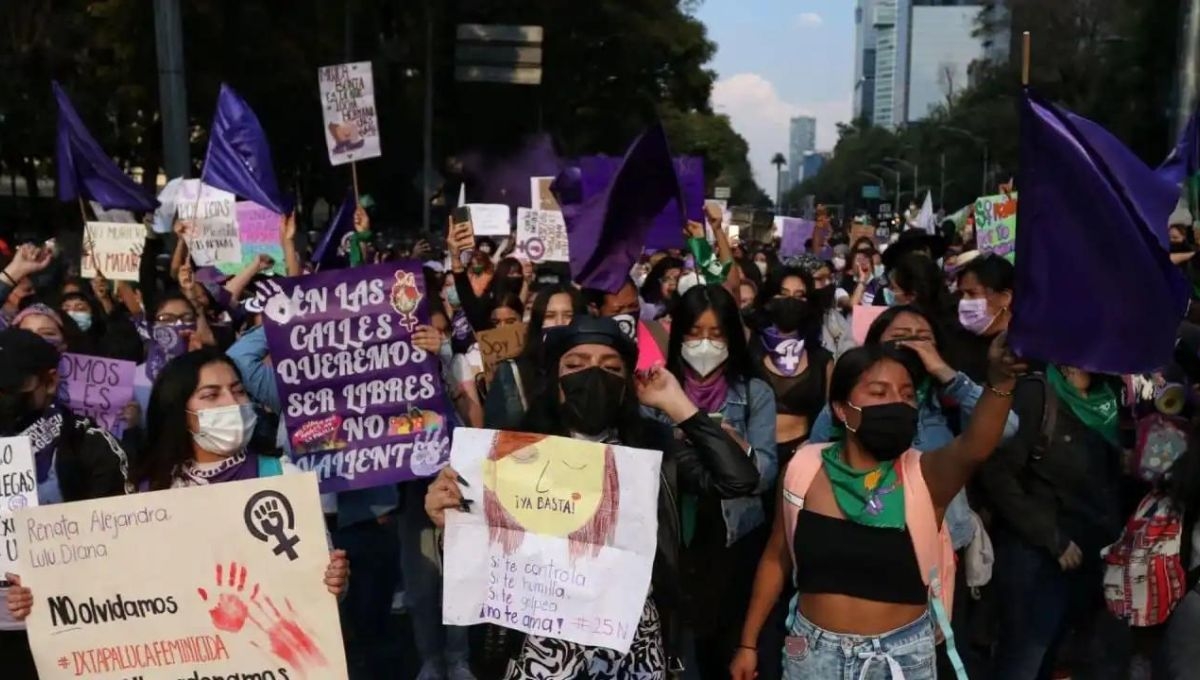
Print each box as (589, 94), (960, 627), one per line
(138, 348), (242, 491)
(581, 278), (637, 315)
(757, 266), (823, 346)
(890, 253), (955, 317)
(493, 257), (524, 298)
(852, 238), (877, 254)
(828, 344), (917, 430)
(864, 304), (947, 408)
(153, 290), (198, 319)
(640, 257), (684, 305)
(666, 285), (757, 385)
(489, 292), (525, 328)
(58, 291), (108, 341)
(956, 254), (1015, 293)
(521, 284), (586, 363)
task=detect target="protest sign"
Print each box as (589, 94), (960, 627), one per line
(852, 305), (886, 344)
(778, 218), (815, 258)
(0, 436), (36, 579)
(261, 262), (452, 492)
(974, 192), (1018, 262)
(81, 222), (144, 282)
(318, 61), (382, 166)
(476, 323), (527, 386)
(16, 473), (349, 680)
(177, 180), (241, 268)
(515, 208), (569, 263)
(443, 428), (661, 653)
(88, 202), (137, 224)
(216, 202), (286, 276)
(530, 177), (560, 211)
(466, 204), (512, 237)
(58, 353), (136, 438)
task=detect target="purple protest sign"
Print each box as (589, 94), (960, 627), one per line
(261, 262), (453, 492)
(579, 155), (704, 251)
(779, 218), (815, 257)
(58, 353), (136, 437)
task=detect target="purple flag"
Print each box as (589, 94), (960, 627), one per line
(53, 82), (157, 213)
(201, 84), (291, 215)
(573, 155), (702, 251)
(555, 125), (681, 292)
(260, 262), (453, 492)
(458, 133), (563, 210)
(311, 191), (356, 270)
(1158, 107), (1200, 189)
(1009, 90), (1188, 374)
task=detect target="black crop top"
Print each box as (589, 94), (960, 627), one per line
(793, 509), (927, 605)
(764, 347), (832, 420)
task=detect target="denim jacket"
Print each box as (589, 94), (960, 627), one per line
(807, 371), (1020, 550)
(645, 377), (778, 545)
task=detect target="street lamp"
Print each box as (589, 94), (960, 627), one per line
(871, 164), (902, 205)
(884, 157), (918, 204)
(940, 125), (989, 196)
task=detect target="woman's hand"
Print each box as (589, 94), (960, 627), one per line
(635, 366), (700, 423)
(684, 219), (706, 240)
(91, 273), (112, 303)
(324, 549), (350, 596)
(986, 331), (1024, 391)
(4, 244), (53, 282)
(353, 206), (371, 234)
(411, 324), (444, 354)
(895, 338), (954, 384)
(729, 647), (758, 680)
(721, 423), (751, 451)
(705, 201), (723, 228)
(425, 466), (468, 529)
(4, 573), (32, 621)
(280, 212), (297, 244)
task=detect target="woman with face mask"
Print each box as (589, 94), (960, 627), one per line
(955, 254), (1014, 383)
(732, 336), (1021, 680)
(1, 328), (131, 674)
(639, 256), (684, 322)
(787, 256), (856, 359)
(425, 316), (760, 679)
(0, 244), (52, 329)
(13, 304), (73, 354)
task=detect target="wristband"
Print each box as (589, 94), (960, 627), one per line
(0, 270), (15, 286)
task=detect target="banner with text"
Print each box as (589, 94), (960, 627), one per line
(974, 192), (1018, 262)
(318, 61), (382, 166)
(216, 202), (286, 276)
(515, 208), (569, 263)
(81, 222), (144, 282)
(261, 262), (452, 492)
(443, 428), (661, 653)
(0, 436), (36, 580)
(16, 473), (348, 680)
(59, 353), (136, 438)
(177, 180), (241, 268)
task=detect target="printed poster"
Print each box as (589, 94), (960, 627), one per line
(0, 436), (36, 579)
(81, 222), (144, 282)
(58, 353), (136, 438)
(974, 192), (1018, 262)
(177, 180), (241, 268)
(16, 473), (349, 680)
(443, 428), (661, 653)
(260, 262), (453, 492)
(515, 208), (569, 263)
(318, 61), (382, 166)
(216, 202), (286, 276)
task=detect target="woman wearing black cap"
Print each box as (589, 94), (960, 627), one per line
(425, 316), (761, 679)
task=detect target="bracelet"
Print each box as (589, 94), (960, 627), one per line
(986, 383), (1014, 398)
(737, 644), (757, 652)
(0, 270), (15, 287)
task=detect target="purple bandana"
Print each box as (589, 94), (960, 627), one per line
(761, 326), (806, 377)
(684, 369), (729, 414)
(146, 322), (196, 382)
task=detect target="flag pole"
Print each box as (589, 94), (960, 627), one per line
(77, 196), (105, 279)
(351, 161), (360, 203)
(1022, 31), (1032, 86)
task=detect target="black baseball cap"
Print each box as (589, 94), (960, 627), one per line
(546, 316), (638, 368)
(0, 328), (60, 392)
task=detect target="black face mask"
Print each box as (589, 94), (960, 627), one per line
(767, 297), (810, 333)
(846, 401), (918, 461)
(812, 286), (836, 309)
(559, 367), (627, 436)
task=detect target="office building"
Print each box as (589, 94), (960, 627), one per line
(907, 4), (988, 120)
(788, 116), (816, 186)
(802, 152), (828, 182)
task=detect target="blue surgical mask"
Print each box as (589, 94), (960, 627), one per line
(883, 288), (897, 307)
(67, 311), (93, 331)
(445, 287), (461, 308)
(873, 264), (886, 279)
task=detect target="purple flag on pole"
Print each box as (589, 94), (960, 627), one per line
(1009, 90), (1188, 374)
(261, 261), (454, 492)
(201, 84), (292, 215)
(53, 81), (158, 213)
(554, 125), (681, 292)
(311, 191), (356, 270)
(573, 155), (702, 251)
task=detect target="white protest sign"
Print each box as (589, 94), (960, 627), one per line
(466, 204), (513, 237)
(0, 436), (36, 578)
(176, 180), (241, 268)
(318, 61), (382, 166)
(515, 208), (569, 263)
(529, 176), (560, 211)
(88, 202), (137, 224)
(16, 473), (348, 680)
(443, 428), (661, 653)
(81, 222), (145, 282)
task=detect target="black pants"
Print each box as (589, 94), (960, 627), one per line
(0, 629), (39, 680)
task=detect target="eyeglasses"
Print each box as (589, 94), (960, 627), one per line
(155, 313), (197, 325)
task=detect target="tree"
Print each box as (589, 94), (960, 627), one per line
(770, 152), (786, 208)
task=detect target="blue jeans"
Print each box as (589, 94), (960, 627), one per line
(401, 479), (471, 668)
(331, 516), (401, 678)
(783, 609), (936, 679)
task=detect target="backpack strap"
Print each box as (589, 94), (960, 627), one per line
(900, 449), (967, 680)
(781, 444), (827, 576)
(257, 455), (284, 477)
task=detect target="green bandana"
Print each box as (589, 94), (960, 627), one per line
(820, 442), (906, 529)
(687, 237), (732, 284)
(1047, 366), (1120, 446)
(348, 230), (373, 266)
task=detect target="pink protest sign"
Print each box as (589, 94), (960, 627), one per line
(851, 306), (886, 345)
(637, 321), (666, 371)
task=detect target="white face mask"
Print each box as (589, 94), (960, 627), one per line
(755, 261), (768, 276)
(832, 256), (846, 271)
(681, 339), (729, 378)
(189, 403), (257, 456)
